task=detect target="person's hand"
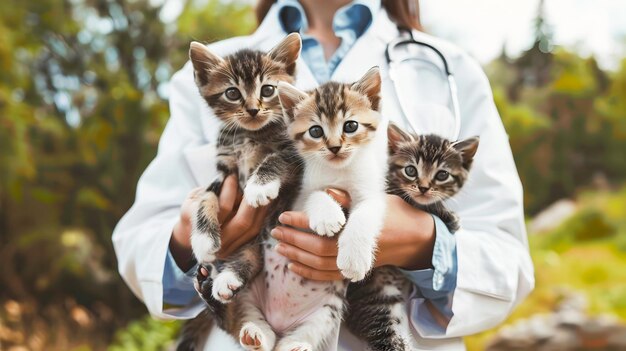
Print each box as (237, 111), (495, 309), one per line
(272, 190), (436, 281)
(169, 174), (270, 271)
(376, 195), (436, 270)
(271, 189), (350, 281)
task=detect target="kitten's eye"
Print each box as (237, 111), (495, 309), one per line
(224, 88), (241, 101)
(343, 121), (359, 133)
(309, 126), (324, 138)
(260, 85), (275, 98)
(404, 165), (417, 178)
(435, 170), (450, 181)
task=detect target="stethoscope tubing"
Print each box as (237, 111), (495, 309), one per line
(386, 29), (462, 141)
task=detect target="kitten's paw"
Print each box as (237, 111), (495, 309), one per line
(239, 322), (275, 351)
(190, 233), (218, 265)
(336, 244), (373, 282)
(193, 265), (215, 302)
(244, 178), (281, 208)
(276, 341), (313, 351)
(307, 200), (346, 237)
(211, 271), (243, 303)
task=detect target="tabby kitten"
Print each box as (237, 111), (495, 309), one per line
(227, 67), (388, 351)
(177, 34), (303, 350)
(345, 122), (479, 351)
(188, 33), (302, 303)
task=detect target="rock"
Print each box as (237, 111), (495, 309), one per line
(485, 291), (626, 351)
(529, 199), (577, 233)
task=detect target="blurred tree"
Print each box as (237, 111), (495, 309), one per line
(0, 0), (253, 348)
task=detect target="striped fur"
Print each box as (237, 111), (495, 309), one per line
(344, 123), (479, 351)
(178, 34), (303, 350)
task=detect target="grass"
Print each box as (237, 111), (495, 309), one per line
(465, 186), (626, 350)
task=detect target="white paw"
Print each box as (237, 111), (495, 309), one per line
(244, 178), (281, 208)
(276, 341), (313, 351)
(336, 243), (374, 282)
(211, 271), (243, 303)
(190, 234), (218, 265)
(307, 200), (346, 237)
(239, 322), (274, 351)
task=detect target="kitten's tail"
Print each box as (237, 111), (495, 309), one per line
(176, 309), (213, 351)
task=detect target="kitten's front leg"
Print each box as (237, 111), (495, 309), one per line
(304, 191), (346, 237)
(244, 153), (287, 208)
(337, 196), (386, 282)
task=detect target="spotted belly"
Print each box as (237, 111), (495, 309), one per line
(249, 248), (345, 334)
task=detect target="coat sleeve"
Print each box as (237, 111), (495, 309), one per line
(112, 61), (219, 320)
(408, 52), (535, 338)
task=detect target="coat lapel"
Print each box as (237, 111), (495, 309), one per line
(330, 9), (398, 84)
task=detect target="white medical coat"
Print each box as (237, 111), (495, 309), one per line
(112, 5), (534, 350)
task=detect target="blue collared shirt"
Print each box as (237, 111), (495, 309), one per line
(163, 0), (458, 317)
(276, 0), (379, 84)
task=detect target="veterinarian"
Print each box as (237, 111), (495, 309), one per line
(113, 0), (534, 349)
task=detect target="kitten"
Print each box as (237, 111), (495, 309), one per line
(188, 32), (302, 302)
(228, 67), (388, 351)
(345, 122), (479, 351)
(177, 34), (303, 350)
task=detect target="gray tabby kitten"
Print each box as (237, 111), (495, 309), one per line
(177, 33), (303, 350)
(345, 123), (479, 351)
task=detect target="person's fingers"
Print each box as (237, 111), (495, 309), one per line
(218, 175), (239, 223)
(278, 211), (309, 230)
(276, 242), (338, 271)
(325, 188), (351, 208)
(228, 200), (258, 233)
(271, 226), (338, 257)
(221, 206), (269, 257)
(287, 262), (344, 281)
(234, 184), (243, 212)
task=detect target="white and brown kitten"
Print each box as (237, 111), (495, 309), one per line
(227, 67), (388, 351)
(177, 34), (304, 350)
(345, 123), (479, 351)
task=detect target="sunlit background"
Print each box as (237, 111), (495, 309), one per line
(1, 0), (625, 350)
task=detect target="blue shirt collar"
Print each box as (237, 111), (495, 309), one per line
(276, 0), (380, 36)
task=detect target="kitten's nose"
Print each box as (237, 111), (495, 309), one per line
(418, 186), (430, 194)
(247, 109), (259, 117)
(329, 146), (341, 154)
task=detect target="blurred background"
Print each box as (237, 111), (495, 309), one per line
(0, 0), (624, 350)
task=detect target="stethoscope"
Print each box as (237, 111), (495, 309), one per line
(386, 29), (462, 141)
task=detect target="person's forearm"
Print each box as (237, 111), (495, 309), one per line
(386, 209), (436, 270)
(170, 219), (196, 272)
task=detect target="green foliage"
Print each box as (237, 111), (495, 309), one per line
(1, 0), (625, 349)
(108, 315), (182, 351)
(488, 49), (626, 214)
(0, 0), (252, 349)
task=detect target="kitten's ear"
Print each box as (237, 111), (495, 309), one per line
(452, 136), (480, 168)
(189, 41), (223, 87)
(351, 66), (382, 111)
(268, 33), (302, 76)
(278, 81), (308, 121)
(387, 122), (413, 153)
